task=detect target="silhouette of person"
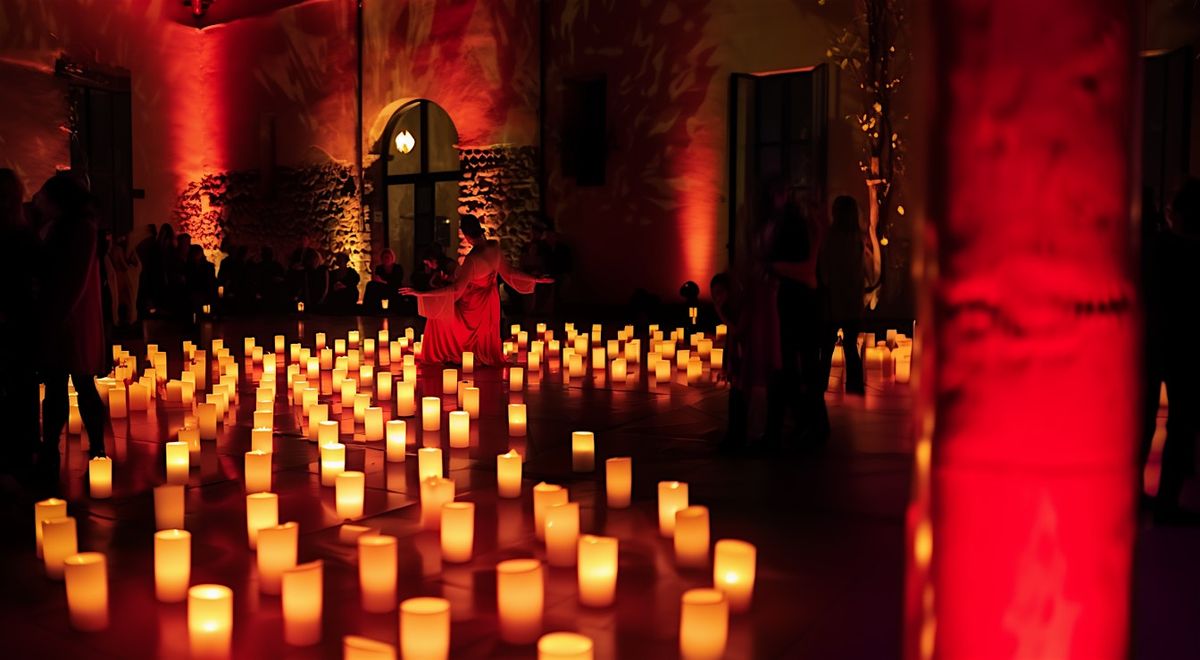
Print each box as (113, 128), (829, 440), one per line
(0, 169), (40, 474)
(819, 195), (867, 395)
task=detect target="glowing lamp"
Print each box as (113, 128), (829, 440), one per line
(107, 383), (126, 419)
(244, 450), (272, 493)
(246, 492), (279, 550)
(508, 403), (527, 436)
(64, 552), (108, 631)
(321, 442), (346, 486)
(710, 348), (724, 370)
(395, 130), (415, 154)
(128, 381), (149, 411)
(418, 447), (443, 480)
(679, 588), (728, 660)
(497, 559), (543, 644)
(188, 584), (233, 658)
(687, 357), (702, 384)
(89, 456), (112, 499)
(34, 498), (68, 558)
(713, 539), (756, 613)
(155, 484), (185, 530)
(344, 635), (396, 660)
(400, 597), (450, 660)
(571, 432), (595, 472)
(282, 561), (323, 646)
(336, 471), (366, 519)
(358, 534), (398, 613)
(655, 359), (672, 382)
(257, 522), (299, 595)
(533, 483), (567, 541)
(544, 502), (580, 567)
(154, 529), (191, 602)
(605, 457), (632, 509)
(577, 535), (618, 607)
(658, 481), (689, 537)
(497, 450), (522, 498)
(538, 632), (594, 660)
(386, 420), (407, 462)
(440, 501), (475, 563)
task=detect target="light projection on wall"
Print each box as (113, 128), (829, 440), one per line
(394, 130), (416, 154)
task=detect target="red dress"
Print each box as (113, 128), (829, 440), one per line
(418, 241), (537, 366)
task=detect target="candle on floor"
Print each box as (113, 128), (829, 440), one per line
(674, 506), (710, 567)
(35, 498), (68, 558)
(196, 402), (217, 441)
(43, 516), (77, 579)
(710, 348), (724, 371)
(344, 636), (396, 660)
(106, 383), (127, 419)
(376, 371), (392, 400)
(462, 351), (474, 373)
(577, 535), (618, 607)
(440, 501), (475, 563)
(591, 347), (607, 371)
(538, 632), (594, 660)
(544, 502), (580, 567)
(358, 534), (397, 613)
(258, 522), (298, 595)
(249, 427), (272, 454)
(422, 397), (441, 431)
(658, 481), (689, 537)
(396, 381), (416, 417)
(497, 450), (522, 498)
(365, 407), (384, 442)
(155, 484), (185, 530)
(713, 539), (757, 613)
(321, 442), (345, 486)
(154, 529), (191, 602)
(571, 432), (595, 472)
(246, 492), (279, 550)
(386, 420), (407, 462)
(400, 597), (451, 660)
(605, 457), (632, 509)
(317, 418), (338, 446)
(159, 441), (188, 485)
(442, 368), (458, 396)
(528, 350), (541, 371)
(188, 584), (233, 658)
(462, 386), (480, 419)
(354, 393), (371, 424)
(679, 588), (728, 660)
(448, 411), (470, 449)
(497, 559), (543, 644)
(341, 378), (357, 405)
(179, 425), (201, 459)
(336, 471), (366, 520)
(509, 366), (525, 392)
(420, 477), (455, 530)
(611, 358), (627, 381)
(89, 457), (112, 499)
(245, 450), (272, 493)
(282, 561), (323, 646)
(687, 357), (702, 384)
(508, 403), (527, 437)
(128, 381), (149, 411)
(568, 354), (584, 378)
(533, 483), (567, 541)
(655, 358), (671, 382)
(418, 447), (443, 480)
(64, 552), (108, 631)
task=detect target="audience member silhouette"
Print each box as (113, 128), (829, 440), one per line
(0, 169), (40, 474)
(109, 232), (139, 328)
(254, 245), (287, 309)
(296, 247), (328, 305)
(327, 252), (361, 311)
(411, 242), (455, 291)
(363, 248), (403, 312)
(135, 223), (158, 317)
(184, 244), (216, 315)
(818, 195), (867, 395)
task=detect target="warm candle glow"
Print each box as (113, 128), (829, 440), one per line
(197, 402), (218, 440)
(462, 386), (480, 419)
(674, 506), (710, 568)
(497, 559), (544, 644)
(577, 535), (618, 607)
(321, 442), (346, 487)
(462, 351), (474, 373)
(400, 597), (451, 660)
(154, 529), (191, 602)
(537, 632), (594, 660)
(64, 552), (108, 631)
(508, 403), (527, 437)
(354, 393), (371, 424)
(108, 383), (127, 418)
(42, 516), (77, 579)
(497, 450), (523, 498)
(533, 483), (567, 541)
(679, 588), (728, 660)
(365, 406), (384, 442)
(344, 635), (396, 660)
(89, 457), (112, 498)
(611, 358), (627, 380)
(420, 477), (455, 530)
(188, 584), (233, 658)
(510, 366), (524, 391)
(35, 498), (67, 558)
(571, 432), (595, 472)
(244, 450), (272, 493)
(246, 492), (279, 550)
(448, 411), (470, 449)
(418, 447), (443, 481)
(257, 522), (298, 595)
(282, 561), (323, 646)
(440, 501), (475, 563)
(396, 381), (416, 417)
(155, 484), (185, 530)
(422, 396), (441, 431)
(713, 539), (757, 613)
(710, 348), (724, 370)
(336, 471), (366, 520)
(358, 534), (398, 613)
(605, 457), (632, 509)
(544, 502), (580, 568)
(658, 481), (689, 537)
(386, 420), (407, 462)
(655, 358), (671, 382)
(317, 418), (338, 446)
(442, 368), (458, 396)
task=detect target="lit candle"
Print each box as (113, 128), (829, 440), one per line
(418, 447), (443, 480)
(655, 358), (671, 382)
(258, 522), (298, 595)
(442, 368), (458, 396)
(577, 535), (618, 607)
(400, 597), (451, 660)
(422, 397), (441, 431)
(440, 501), (475, 563)
(188, 584), (233, 658)
(282, 561), (323, 646)
(64, 552), (108, 631)
(448, 411), (470, 449)
(107, 383), (127, 419)
(710, 348), (723, 370)
(321, 442), (345, 486)
(155, 484), (185, 530)
(249, 427), (271, 454)
(571, 432), (595, 472)
(508, 403), (527, 437)
(365, 406), (384, 442)
(320, 347), (332, 370)
(386, 420), (407, 462)
(611, 358), (627, 380)
(510, 366), (524, 392)
(358, 534), (397, 613)
(537, 632), (594, 660)
(162, 441), (189, 485)
(533, 483), (567, 541)
(128, 381), (150, 411)
(658, 481), (689, 537)
(605, 457), (632, 509)
(89, 456), (112, 499)
(342, 378), (358, 405)
(316, 417), (337, 445)
(544, 502), (580, 567)
(336, 471), (366, 519)
(497, 559), (543, 644)
(179, 425), (200, 458)
(674, 506), (710, 568)
(354, 392), (371, 424)
(246, 492), (279, 550)
(35, 498), (68, 558)
(462, 386), (480, 419)
(528, 350), (541, 371)
(420, 477), (455, 530)
(376, 371), (392, 400)
(713, 539), (757, 614)
(497, 450), (522, 498)
(568, 354), (584, 378)
(245, 450), (272, 493)
(462, 351), (474, 374)
(396, 381), (416, 417)
(43, 516), (77, 579)
(679, 588), (728, 660)
(344, 635), (395, 660)
(197, 402), (217, 441)
(154, 529), (191, 602)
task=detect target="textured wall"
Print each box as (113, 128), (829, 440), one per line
(458, 145), (540, 261)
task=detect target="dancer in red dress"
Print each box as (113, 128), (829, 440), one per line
(402, 216), (552, 366)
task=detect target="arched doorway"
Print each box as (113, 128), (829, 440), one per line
(380, 99), (461, 280)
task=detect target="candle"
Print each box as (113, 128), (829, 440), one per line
(661, 341), (676, 360)
(528, 350), (541, 371)
(462, 386), (480, 419)
(420, 477), (455, 530)
(538, 632), (594, 660)
(687, 357), (702, 384)
(544, 502), (580, 567)
(107, 383), (127, 418)
(571, 432), (595, 472)
(674, 506), (710, 568)
(386, 420), (407, 462)
(316, 418), (337, 446)
(611, 358), (627, 380)
(510, 366), (524, 392)
(533, 483), (567, 541)
(577, 535), (618, 607)
(400, 597), (451, 660)
(64, 552), (108, 631)
(162, 441), (188, 485)
(179, 425), (200, 458)
(713, 539), (757, 614)
(344, 635), (395, 660)
(679, 588), (728, 660)
(197, 402), (217, 441)
(128, 381), (150, 411)
(321, 442), (345, 486)
(354, 393), (371, 424)
(154, 529), (191, 602)
(188, 584), (233, 658)
(155, 484), (185, 530)
(462, 351), (474, 374)
(508, 403), (527, 437)
(89, 456), (112, 498)
(418, 447), (443, 480)
(497, 450), (522, 498)
(442, 368), (458, 396)
(336, 471), (366, 519)
(655, 358), (671, 382)
(396, 381), (416, 417)
(440, 501), (475, 563)
(497, 559), (543, 644)
(448, 411), (470, 449)
(245, 450), (272, 493)
(376, 371), (392, 400)
(422, 397), (441, 431)
(710, 348), (723, 370)
(605, 457), (632, 509)
(35, 498), (68, 558)
(341, 378), (357, 404)
(43, 516), (77, 579)
(358, 534), (397, 613)
(658, 481), (689, 537)
(258, 522), (299, 595)
(365, 407), (384, 442)
(251, 427), (273, 453)
(282, 561), (323, 646)
(246, 492), (279, 550)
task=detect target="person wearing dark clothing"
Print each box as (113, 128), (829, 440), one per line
(818, 196), (867, 395)
(297, 248), (329, 306)
(217, 243), (249, 311)
(363, 248), (404, 312)
(326, 252), (361, 312)
(255, 246), (287, 309)
(0, 169), (40, 473)
(184, 244), (216, 315)
(135, 223), (158, 317)
(411, 243), (455, 291)
(533, 219), (572, 316)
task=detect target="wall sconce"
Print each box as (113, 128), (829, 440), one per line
(395, 130), (415, 154)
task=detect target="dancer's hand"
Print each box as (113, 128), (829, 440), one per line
(535, 277), (555, 285)
(399, 287), (420, 297)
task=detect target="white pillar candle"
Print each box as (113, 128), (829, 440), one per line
(655, 358), (672, 382)
(679, 588), (728, 660)
(674, 506), (710, 568)
(605, 457), (632, 509)
(375, 371), (392, 400)
(154, 529), (191, 603)
(258, 522), (299, 595)
(365, 407), (384, 442)
(544, 502), (580, 567)
(89, 457), (112, 499)
(419, 477), (455, 531)
(359, 364), (375, 387)
(440, 501), (475, 563)
(344, 635), (395, 660)
(396, 381), (416, 417)
(34, 498), (68, 558)
(179, 425), (200, 458)
(341, 378), (358, 405)
(538, 632), (594, 660)
(336, 471), (366, 520)
(358, 534), (397, 613)
(155, 484), (185, 530)
(321, 442), (345, 486)
(422, 397), (441, 431)
(43, 516), (77, 579)
(508, 403), (527, 437)
(497, 450), (522, 498)
(317, 418), (338, 446)
(282, 561), (323, 646)
(687, 357), (702, 384)
(497, 559), (543, 644)
(166, 441), (190, 485)
(658, 481), (689, 537)
(710, 348), (724, 370)
(611, 358), (627, 381)
(403, 363), (416, 383)
(461, 351), (474, 374)
(128, 381), (149, 411)
(571, 432), (595, 472)
(197, 402), (217, 440)
(107, 383), (127, 419)
(307, 404), (328, 439)
(188, 584), (233, 658)
(448, 411), (470, 449)
(386, 420), (407, 462)
(528, 349), (541, 371)
(510, 366), (524, 392)
(418, 447), (443, 480)
(354, 392), (371, 424)
(64, 552), (108, 631)
(442, 368), (458, 395)
(713, 539), (757, 613)
(251, 427), (273, 453)
(462, 386), (480, 419)
(577, 535), (618, 607)
(246, 492), (279, 549)
(533, 483), (567, 541)
(245, 450), (272, 493)
(568, 354), (584, 378)
(400, 597), (451, 660)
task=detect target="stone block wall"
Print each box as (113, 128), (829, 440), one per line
(458, 145), (540, 262)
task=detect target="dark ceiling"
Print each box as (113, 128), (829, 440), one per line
(166, 0), (316, 28)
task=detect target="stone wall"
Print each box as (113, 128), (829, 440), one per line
(458, 145), (540, 261)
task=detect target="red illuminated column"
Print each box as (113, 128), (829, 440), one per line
(917, 1), (1138, 658)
